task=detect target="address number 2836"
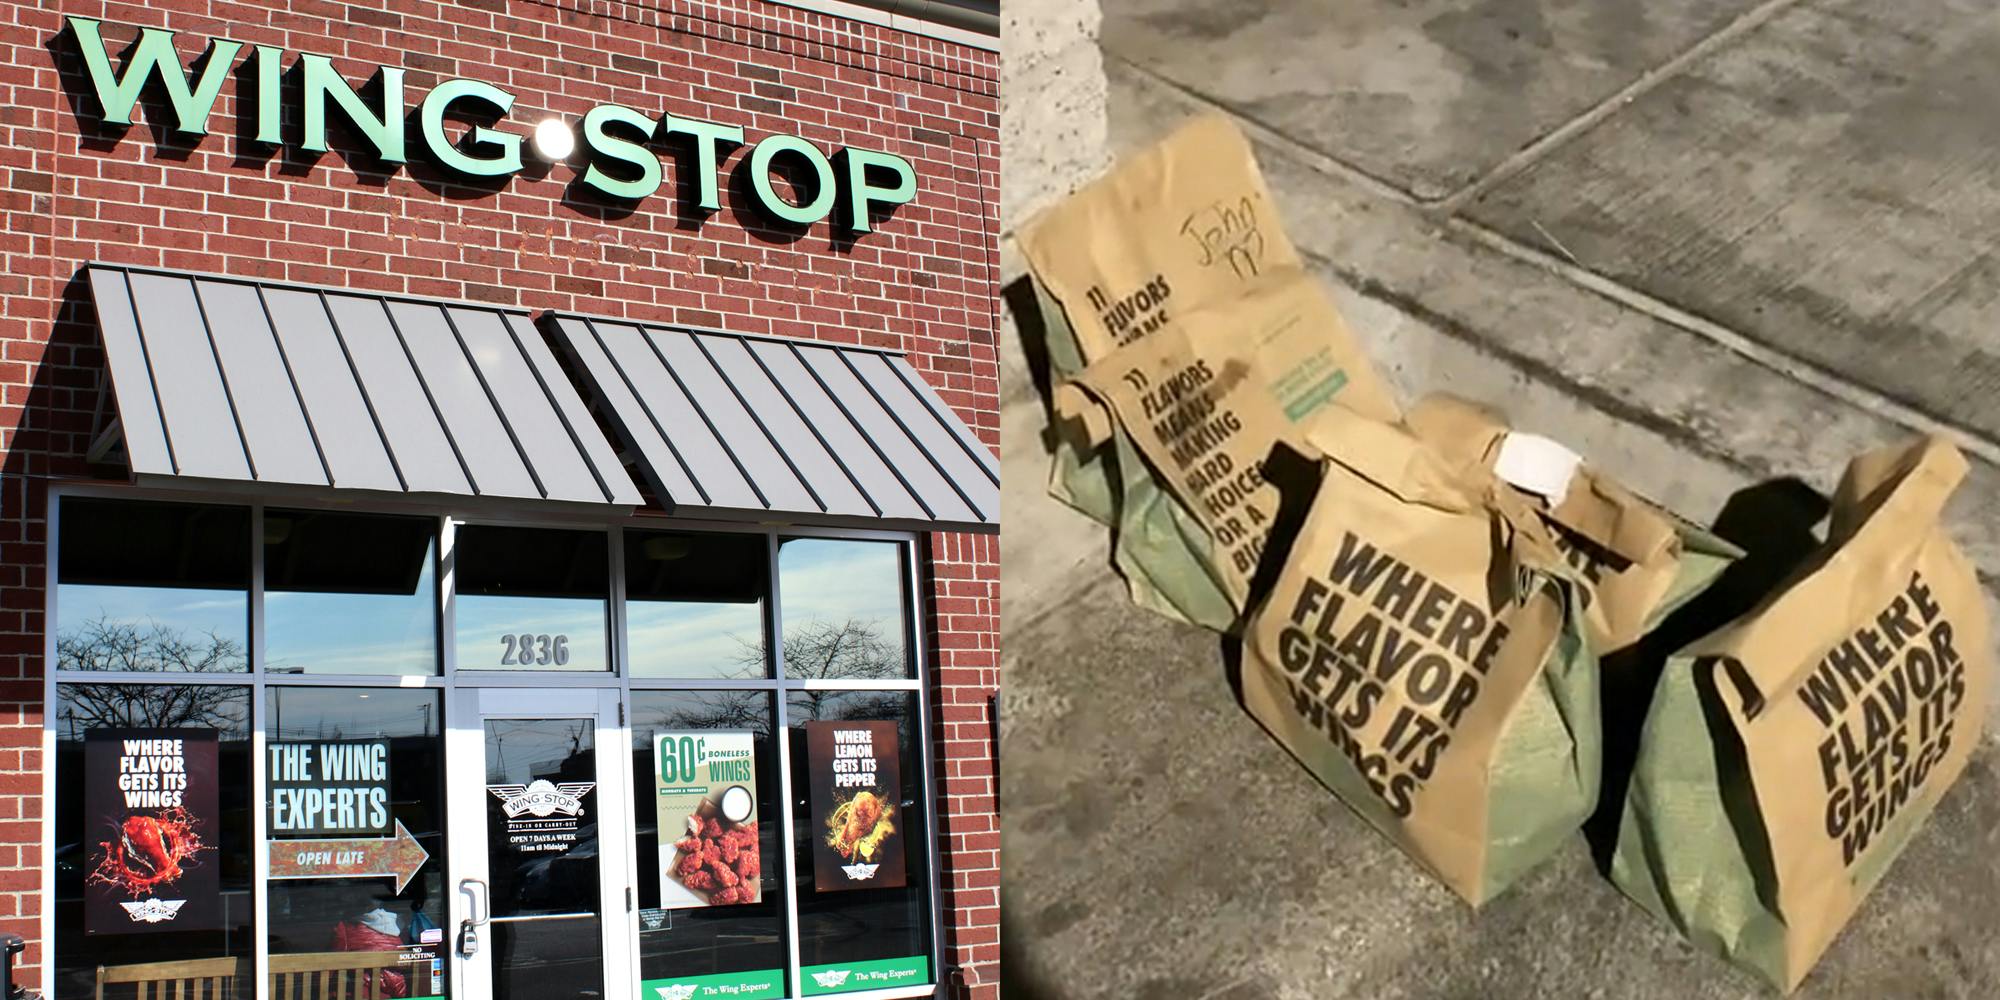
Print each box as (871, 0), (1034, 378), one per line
(500, 633), (570, 666)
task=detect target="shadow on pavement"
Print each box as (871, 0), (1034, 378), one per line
(1585, 476), (1832, 870)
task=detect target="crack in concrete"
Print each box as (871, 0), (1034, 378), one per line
(1432, 0), (1811, 213)
(1445, 216), (2000, 468)
(1100, 43), (2000, 470)
(1100, 51), (1423, 208)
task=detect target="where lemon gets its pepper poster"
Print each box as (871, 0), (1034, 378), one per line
(805, 720), (905, 892)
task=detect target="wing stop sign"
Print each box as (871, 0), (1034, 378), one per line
(63, 16), (920, 233)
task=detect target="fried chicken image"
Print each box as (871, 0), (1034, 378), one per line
(843, 791), (884, 848)
(90, 808), (207, 896)
(825, 790), (896, 862)
(667, 802), (761, 905)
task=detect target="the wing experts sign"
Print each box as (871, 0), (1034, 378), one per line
(61, 16), (920, 234)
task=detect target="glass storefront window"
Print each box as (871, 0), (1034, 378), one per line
(51, 682), (253, 1000)
(454, 525), (609, 672)
(56, 498), (249, 673)
(266, 687), (449, 999)
(265, 510), (439, 675)
(777, 539), (910, 681)
(49, 495), (940, 999)
(787, 691), (933, 994)
(630, 691), (787, 998)
(625, 531), (769, 679)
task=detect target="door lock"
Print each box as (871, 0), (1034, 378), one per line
(458, 877), (490, 959)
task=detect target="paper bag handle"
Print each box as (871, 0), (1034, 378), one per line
(1306, 404), (1577, 585)
(1714, 434), (1967, 710)
(1548, 474), (1679, 567)
(1306, 404), (1482, 512)
(1403, 394), (1507, 477)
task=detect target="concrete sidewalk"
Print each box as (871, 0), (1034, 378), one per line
(1002, 1), (2000, 997)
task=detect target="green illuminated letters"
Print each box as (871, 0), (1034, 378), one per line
(253, 45), (284, 146)
(579, 105), (664, 200)
(842, 148), (917, 234)
(68, 16), (241, 137)
(419, 80), (522, 177)
(661, 115), (744, 212)
(749, 135), (837, 225)
(62, 16), (922, 235)
(301, 53), (406, 164)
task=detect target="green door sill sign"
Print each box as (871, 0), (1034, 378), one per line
(801, 956), (930, 996)
(641, 969), (786, 1000)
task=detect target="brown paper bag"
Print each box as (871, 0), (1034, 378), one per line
(1020, 113), (1303, 363)
(1611, 435), (1990, 991)
(1053, 274), (1400, 620)
(1240, 404), (1597, 905)
(1403, 395), (1739, 652)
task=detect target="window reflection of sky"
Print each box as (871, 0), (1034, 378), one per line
(627, 599), (764, 679)
(778, 539), (907, 678)
(57, 584), (247, 640)
(55, 583), (248, 672)
(265, 552), (437, 675)
(455, 596), (608, 671)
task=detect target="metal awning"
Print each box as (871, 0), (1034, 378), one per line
(546, 314), (999, 533)
(84, 264), (643, 508)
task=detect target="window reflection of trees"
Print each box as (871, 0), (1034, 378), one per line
(646, 691), (772, 738)
(740, 615), (905, 722)
(786, 692), (911, 745)
(57, 615), (246, 673)
(57, 683), (248, 737)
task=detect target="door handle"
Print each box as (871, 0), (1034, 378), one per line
(458, 877), (490, 958)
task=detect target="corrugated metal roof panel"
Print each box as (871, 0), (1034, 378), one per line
(546, 314), (999, 533)
(84, 264), (643, 508)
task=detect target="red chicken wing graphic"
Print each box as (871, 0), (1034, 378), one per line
(89, 808), (207, 896)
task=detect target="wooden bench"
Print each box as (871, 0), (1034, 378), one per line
(269, 950), (437, 1000)
(94, 956), (242, 1000)
(97, 951), (438, 1000)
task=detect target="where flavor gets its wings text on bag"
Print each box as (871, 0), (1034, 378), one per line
(1240, 405), (1595, 905)
(1610, 435), (1990, 991)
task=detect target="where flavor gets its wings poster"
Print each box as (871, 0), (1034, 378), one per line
(83, 729), (222, 934)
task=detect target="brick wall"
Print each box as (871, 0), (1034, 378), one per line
(0, 0), (1000, 994)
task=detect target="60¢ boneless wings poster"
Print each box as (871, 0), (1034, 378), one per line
(656, 731), (762, 908)
(84, 729), (221, 934)
(805, 720), (905, 892)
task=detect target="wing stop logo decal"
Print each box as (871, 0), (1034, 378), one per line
(488, 779), (595, 820)
(62, 16), (920, 234)
(489, 779), (597, 855)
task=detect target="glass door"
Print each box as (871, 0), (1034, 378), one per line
(450, 687), (633, 1000)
